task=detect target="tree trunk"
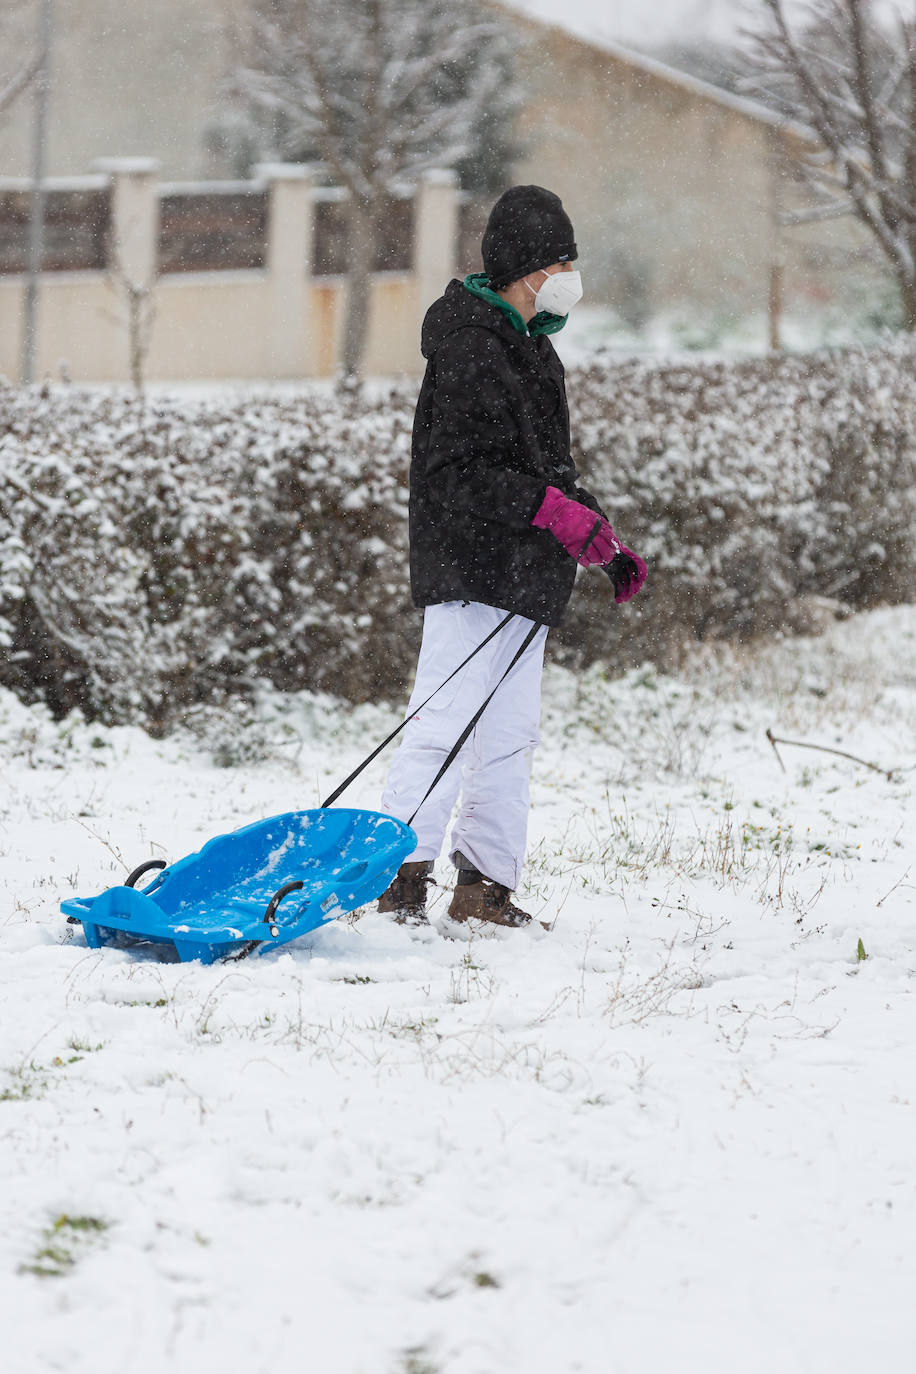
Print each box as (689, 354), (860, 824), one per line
(768, 260), (784, 352)
(341, 197), (376, 381)
(900, 233), (916, 330)
(900, 25), (916, 331)
(901, 276), (916, 332)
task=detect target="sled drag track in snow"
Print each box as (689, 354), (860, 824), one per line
(1, 607), (914, 1374)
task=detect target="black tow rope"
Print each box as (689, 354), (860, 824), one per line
(320, 612), (542, 823)
(405, 618), (541, 826)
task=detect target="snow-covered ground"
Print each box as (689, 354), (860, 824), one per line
(2, 606), (914, 1374)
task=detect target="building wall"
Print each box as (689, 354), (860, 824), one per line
(512, 21), (778, 324)
(509, 17), (887, 329)
(0, 0), (245, 180)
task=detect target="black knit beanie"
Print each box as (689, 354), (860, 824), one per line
(481, 185), (577, 289)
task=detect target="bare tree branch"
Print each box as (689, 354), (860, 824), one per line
(748, 0), (916, 323)
(779, 198), (855, 225)
(848, 0), (894, 215)
(0, 49), (42, 117)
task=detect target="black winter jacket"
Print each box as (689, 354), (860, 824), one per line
(409, 279), (603, 627)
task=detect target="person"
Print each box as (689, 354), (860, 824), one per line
(378, 185), (646, 930)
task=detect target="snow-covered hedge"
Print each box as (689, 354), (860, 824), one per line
(562, 338), (916, 670)
(2, 338), (915, 728)
(0, 382), (415, 728)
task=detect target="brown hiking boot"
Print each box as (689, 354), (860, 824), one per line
(377, 860), (434, 926)
(448, 878), (533, 929)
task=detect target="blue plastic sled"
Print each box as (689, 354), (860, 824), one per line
(61, 808), (416, 964)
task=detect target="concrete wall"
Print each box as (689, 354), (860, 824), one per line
(0, 163), (458, 383)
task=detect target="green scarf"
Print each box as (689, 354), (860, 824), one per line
(462, 273), (568, 337)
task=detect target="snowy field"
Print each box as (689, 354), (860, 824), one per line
(2, 606), (914, 1374)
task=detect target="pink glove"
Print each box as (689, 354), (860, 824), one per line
(531, 486), (621, 567)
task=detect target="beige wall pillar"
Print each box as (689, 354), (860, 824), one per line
(91, 157), (161, 384)
(93, 157), (160, 288)
(415, 169), (459, 327)
(256, 163), (315, 379)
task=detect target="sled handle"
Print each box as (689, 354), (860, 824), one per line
(264, 881), (304, 937)
(125, 859), (167, 889)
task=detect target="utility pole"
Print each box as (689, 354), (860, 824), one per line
(21, 0), (55, 385)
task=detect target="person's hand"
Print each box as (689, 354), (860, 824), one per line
(531, 486), (620, 567)
(605, 548), (647, 603)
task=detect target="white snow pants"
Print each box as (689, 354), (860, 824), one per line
(380, 601), (548, 891)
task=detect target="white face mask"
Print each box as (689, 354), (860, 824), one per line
(527, 267), (584, 317)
